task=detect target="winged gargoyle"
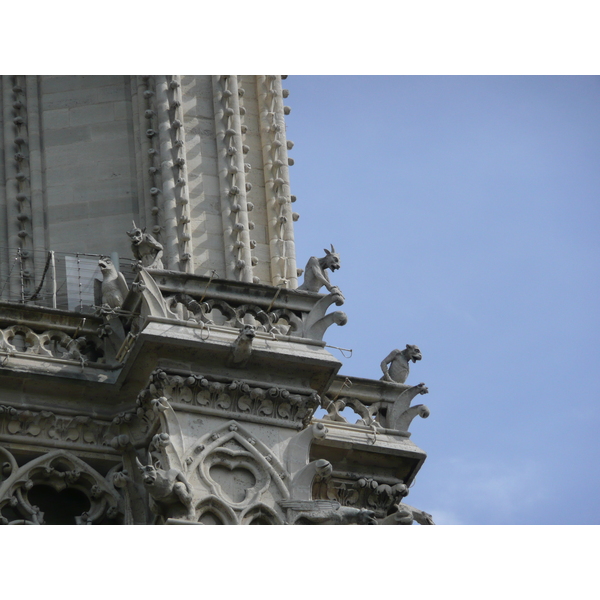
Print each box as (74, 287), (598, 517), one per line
(279, 499), (377, 525)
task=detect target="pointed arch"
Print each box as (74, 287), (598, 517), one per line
(0, 450), (122, 525)
(195, 495), (237, 525)
(240, 503), (284, 525)
(187, 420), (290, 510)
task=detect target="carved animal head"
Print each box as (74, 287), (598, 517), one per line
(238, 324), (256, 341)
(127, 222), (145, 246)
(356, 509), (377, 525)
(98, 256), (118, 277)
(112, 470), (129, 489)
(321, 244), (341, 272)
(402, 344), (422, 363)
(135, 455), (158, 486)
(393, 504), (414, 525)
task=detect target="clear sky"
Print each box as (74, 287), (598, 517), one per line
(284, 75), (600, 525)
(3, 7), (597, 597)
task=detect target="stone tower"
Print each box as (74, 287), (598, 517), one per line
(0, 76), (433, 525)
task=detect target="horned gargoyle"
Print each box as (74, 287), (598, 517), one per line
(127, 221), (164, 269)
(135, 453), (195, 521)
(298, 244), (343, 299)
(227, 324), (256, 368)
(380, 345), (422, 384)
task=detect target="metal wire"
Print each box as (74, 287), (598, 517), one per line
(0, 247), (137, 311)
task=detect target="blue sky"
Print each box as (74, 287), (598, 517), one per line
(284, 76), (600, 525)
(3, 9), (596, 599)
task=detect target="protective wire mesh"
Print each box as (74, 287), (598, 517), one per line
(0, 248), (137, 311)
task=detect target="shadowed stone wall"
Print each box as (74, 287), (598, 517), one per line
(1, 75), (297, 288)
(41, 75), (139, 257)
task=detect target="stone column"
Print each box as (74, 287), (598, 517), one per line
(256, 75), (298, 288)
(155, 76), (180, 271)
(211, 75), (254, 283)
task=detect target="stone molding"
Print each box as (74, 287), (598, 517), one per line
(140, 368), (320, 427)
(321, 374), (430, 435)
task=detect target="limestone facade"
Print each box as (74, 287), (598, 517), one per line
(0, 76), (432, 525)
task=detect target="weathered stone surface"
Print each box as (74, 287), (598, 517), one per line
(0, 76), (433, 525)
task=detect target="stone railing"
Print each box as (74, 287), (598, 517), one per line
(0, 302), (110, 366)
(131, 268), (347, 342)
(319, 374), (430, 436)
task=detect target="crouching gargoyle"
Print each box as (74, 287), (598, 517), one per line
(298, 244), (343, 299)
(296, 245), (348, 340)
(127, 221), (164, 269)
(135, 453), (195, 521)
(380, 344), (422, 384)
(227, 324), (256, 368)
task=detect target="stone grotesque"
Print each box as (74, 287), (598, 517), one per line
(280, 500), (377, 525)
(127, 222), (164, 269)
(227, 325), (256, 368)
(135, 454), (195, 521)
(98, 257), (129, 310)
(298, 245), (342, 296)
(380, 345), (422, 384)
(380, 503), (435, 525)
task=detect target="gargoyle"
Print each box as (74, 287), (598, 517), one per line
(279, 500), (377, 525)
(127, 221), (164, 269)
(380, 345), (422, 384)
(298, 244), (343, 297)
(64, 336), (98, 366)
(135, 453), (195, 521)
(379, 503), (435, 525)
(98, 257), (129, 310)
(227, 325), (255, 368)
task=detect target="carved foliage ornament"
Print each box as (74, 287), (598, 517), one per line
(0, 405), (145, 449)
(130, 270), (346, 341)
(0, 325), (104, 364)
(141, 368), (320, 425)
(312, 475), (409, 519)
